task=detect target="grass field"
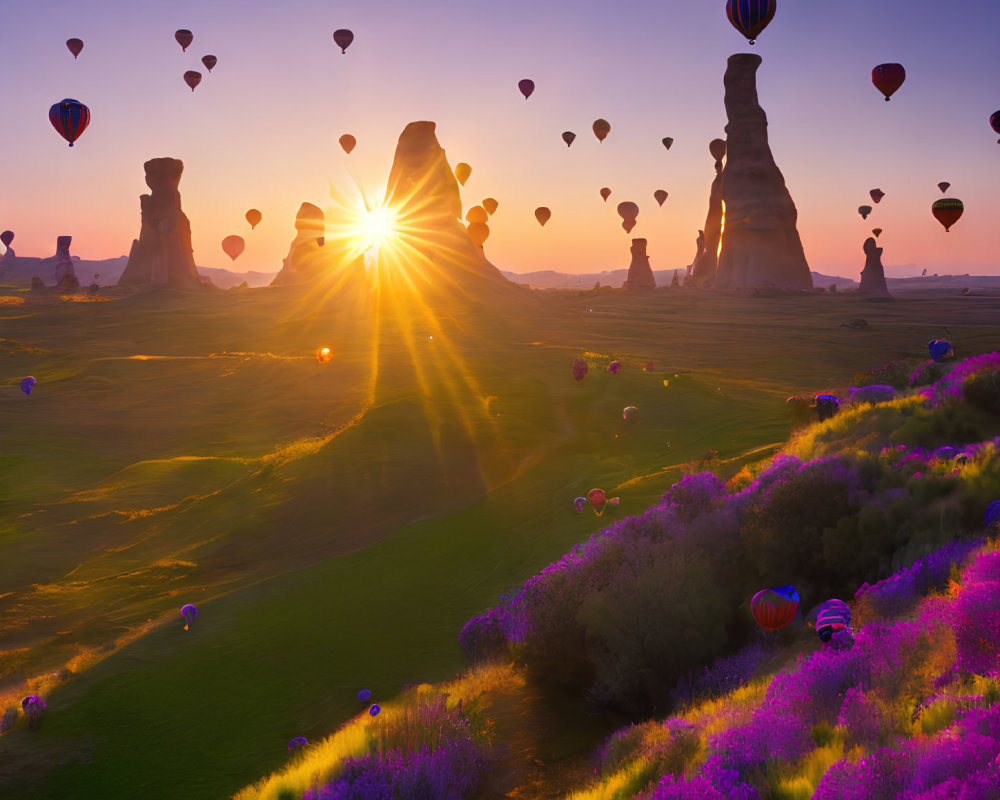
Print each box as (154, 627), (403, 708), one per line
(1, 280), (999, 798)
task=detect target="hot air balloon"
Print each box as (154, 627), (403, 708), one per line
(726, 0), (776, 44)
(1, 231), (13, 247)
(518, 79), (534, 99)
(608, 360), (621, 375)
(928, 339), (953, 361)
(858, 205), (872, 220)
(333, 29), (354, 53)
(709, 139), (727, 161)
(562, 131), (576, 147)
(931, 198), (963, 232)
(815, 394), (840, 422)
(482, 198), (499, 215)
(622, 406), (637, 421)
(617, 201), (639, 233)
(339, 134), (357, 154)
(870, 189), (885, 204)
(872, 63), (905, 101)
(572, 358), (588, 381)
(245, 209), (262, 229)
(455, 163), (472, 186)
(66, 38), (83, 58)
(465, 206), (488, 224)
(368, 704), (381, 716)
(815, 599), (851, 643)
(20, 377), (36, 395)
(535, 207), (551, 227)
(661, 137), (675, 151)
(467, 222), (489, 246)
(357, 689), (372, 703)
(654, 189), (668, 207)
(202, 55), (217, 72)
(751, 585), (800, 631)
(288, 737), (308, 752)
(316, 347), (333, 363)
(21, 695), (46, 728)
(872, 228), (882, 238)
(175, 29), (193, 52)
(593, 119), (611, 142)
(573, 496), (587, 513)
(984, 500), (1000, 528)
(183, 70), (202, 91)
(600, 188), (611, 202)
(221, 235), (245, 261)
(48, 99), (90, 147)
(991, 111), (1000, 143)
(587, 488), (620, 516)
(181, 603), (198, 630)
(937, 182), (950, 194)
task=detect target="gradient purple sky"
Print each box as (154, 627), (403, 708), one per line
(1, 0), (998, 278)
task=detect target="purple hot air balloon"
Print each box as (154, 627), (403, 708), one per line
(180, 603), (198, 630)
(183, 71), (202, 92)
(608, 360), (621, 375)
(357, 688), (372, 703)
(333, 29), (354, 53)
(573, 496), (587, 513)
(1, 231), (13, 248)
(572, 358), (588, 381)
(288, 736), (308, 751)
(66, 38), (84, 58)
(20, 376), (36, 395)
(518, 79), (535, 99)
(201, 54), (218, 72)
(175, 29), (193, 52)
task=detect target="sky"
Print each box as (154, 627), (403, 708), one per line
(1, 0), (998, 278)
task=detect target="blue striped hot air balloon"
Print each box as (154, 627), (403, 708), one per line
(48, 99), (90, 147)
(816, 599), (852, 643)
(726, 0), (777, 45)
(751, 585), (800, 630)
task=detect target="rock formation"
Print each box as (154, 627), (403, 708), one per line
(714, 55), (812, 291)
(671, 270), (679, 287)
(858, 237), (890, 297)
(691, 142), (725, 288)
(623, 238), (655, 291)
(118, 158), (204, 288)
(52, 236), (76, 284)
(269, 203), (330, 285)
(0, 245), (15, 266)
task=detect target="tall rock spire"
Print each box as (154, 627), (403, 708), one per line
(714, 54), (812, 291)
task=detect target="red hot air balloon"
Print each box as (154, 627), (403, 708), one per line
(872, 63), (905, 101)
(339, 134), (356, 154)
(518, 79), (535, 99)
(245, 209), (262, 229)
(872, 228), (882, 238)
(66, 38), (83, 58)
(48, 99), (90, 147)
(202, 55), (217, 72)
(600, 188), (611, 202)
(858, 205), (872, 220)
(222, 235), (245, 260)
(175, 29), (193, 52)
(333, 29), (354, 53)
(709, 139), (727, 161)
(931, 198), (963, 232)
(562, 131), (576, 147)
(870, 188), (885, 204)
(183, 71), (202, 91)
(593, 119), (611, 142)
(991, 111), (1000, 143)
(726, 0), (776, 45)
(937, 182), (950, 194)
(534, 207), (551, 227)
(654, 189), (668, 207)
(751, 586), (800, 631)
(662, 137), (674, 150)
(617, 201), (639, 233)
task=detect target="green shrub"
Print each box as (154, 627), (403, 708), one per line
(962, 369), (1000, 415)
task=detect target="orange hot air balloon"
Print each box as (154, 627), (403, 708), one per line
(872, 63), (905, 101)
(455, 163), (472, 186)
(339, 134), (356, 154)
(316, 347), (333, 363)
(931, 198), (963, 232)
(221, 235), (245, 260)
(870, 188), (885, 204)
(600, 187), (611, 202)
(562, 131), (576, 147)
(175, 29), (193, 52)
(245, 209), (262, 229)
(482, 198), (499, 215)
(465, 206), (488, 224)
(709, 139), (727, 161)
(467, 222), (489, 246)
(534, 207), (551, 227)
(654, 189), (668, 207)
(183, 71), (202, 91)
(333, 29), (354, 53)
(593, 119), (611, 142)
(66, 38), (83, 58)
(202, 55), (217, 72)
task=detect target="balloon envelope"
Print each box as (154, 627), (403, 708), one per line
(928, 339), (953, 361)
(455, 163), (472, 186)
(991, 111), (1000, 141)
(751, 587), (799, 630)
(654, 189), (668, 207)
(221, 235), (245, 260)
(183, 71), (202, 91)
(339, 134), (357, 154)
(357, 689), (372, 703)
(181, 604), (197, 620)
(20, 376), (36, 395)
(518, 79), (534, 99)
(726, 0), (776, 44)
(937, 182), (950, 194)
(288, 737), (308, 751)
(872, 63), (905, 100)
(608, 360), (621, 375)
(592, 119), (611, 142)
(368, 704), (381, 716)
(571, 358), (588, 381)
(562, 131), (576, 147)
(534, 207), (551, 227)
(869, 189), (885, 204)
(573, 496), (587, 513)
(175, 29), (193, 52)
(202, 55), (217, 72)
(600, 188), (611, 202)
(0, 231), (13, 247)
(984, 499), (1000, 528)
(316, 347), (333, 364)
(661, 137), (674, 150)
(466, 206), (488, 224)
(623, 406), (637, 421)
(482, 198), (498, 215)
(66, 38), (83, 58)
(587, 488), (607, 513)
(48, 99), (90, 147)
(617, 201), (639, 233)
(333, 29), (354, 53)
(872, 228), (882, 238)
(931, 198), (963, 231)
(709, 139), (727, 161)
(245, 209), (262, 229)
(466, 222), (489, 246)
(858, 205), (872, 220)
(816, 599), (851, 642)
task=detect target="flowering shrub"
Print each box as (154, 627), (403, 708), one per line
(854, 360), (912, 390)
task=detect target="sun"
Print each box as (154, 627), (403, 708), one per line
(357, 204), (399, 254)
